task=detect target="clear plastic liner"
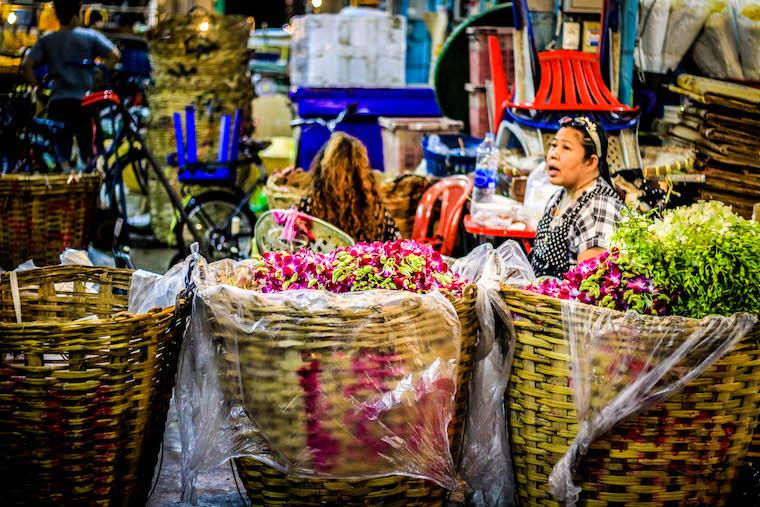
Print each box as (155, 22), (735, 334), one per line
(177, 268), (463, 502)
(693, 4), (744, 79)
(127, 245), (202, 313)
(454, 241), (534, 506)
(663, 0), (711, 72)
(548, 300), (758, 506)
(127, 259), (194, 313)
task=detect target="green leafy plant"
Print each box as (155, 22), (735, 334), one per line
(611, 201), (760, 318)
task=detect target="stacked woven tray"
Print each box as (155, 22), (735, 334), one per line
(669, 74), (760, 218)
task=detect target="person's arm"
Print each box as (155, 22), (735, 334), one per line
(21, 40), (43, 86)
(572, 195), (623, 264)
(102, 46), (121, 69)
(91, 30), (121, 69)
(577, 247), (605, 263)
(20, 52), (37, 86)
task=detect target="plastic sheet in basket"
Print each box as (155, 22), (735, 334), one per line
(177, 267), (465, 500)
(548, 302), (758, 505)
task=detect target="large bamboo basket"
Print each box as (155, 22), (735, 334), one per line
(0, 266), (188, 506)
(212, 285), (479, 506)
(265, 169), (436, 239)
(501, 287), (760, 506)
(0, 173), (101, 270)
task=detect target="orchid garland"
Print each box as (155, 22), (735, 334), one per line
(530, 251), (674, 316)
(222, 240), (468, 296)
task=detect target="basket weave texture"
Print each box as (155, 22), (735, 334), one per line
(502, 287), (760, 506)
(222, 285), (479, 506)
(265, 170), (435, 239)
(0, 266), (186, 506)
(0, 173), (100, 270)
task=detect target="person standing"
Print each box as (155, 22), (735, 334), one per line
(21, 0), (120, 166)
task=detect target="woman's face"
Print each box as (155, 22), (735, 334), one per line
(545, 127), (598, 189)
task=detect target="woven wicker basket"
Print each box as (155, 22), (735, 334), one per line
(0, 173), (101, 270)
(501, 287), (760, 506)
(0, 266), (188, 506)
(265, 170), (435, 239)
(224, 285), (479, 506)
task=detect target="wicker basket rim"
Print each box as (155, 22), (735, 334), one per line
(0, 266), (178, 326)
(201, 281), (477, 302)
(0, 172), (101, 181)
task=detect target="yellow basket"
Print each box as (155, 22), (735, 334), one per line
(0, 266), (188, 505)
(502, 287), (760, 506)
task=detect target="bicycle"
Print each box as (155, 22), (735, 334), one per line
(69, 61), (208, 259)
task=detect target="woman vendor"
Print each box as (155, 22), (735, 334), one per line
(530, 116), (624, 278)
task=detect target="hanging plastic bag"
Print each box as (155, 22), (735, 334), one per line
(177, 268), (463, 501)
(693, 2), (745, 79)
(547, 300), (757, 505)
(736, 2), (760, 80)
(453, 241), (535, 506)
(522, 162), (560, 229)
(637, 0), (672, 73)
(663, 0), (712, 72)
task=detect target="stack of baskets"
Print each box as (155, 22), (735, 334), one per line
(0, 266), (188, 505)
(501, 287), (760, 506)
(205, 285), (481, 505)
(145, 9), (253, 243)
(0, 173), (101, 270)
(265, 169), (436, 239)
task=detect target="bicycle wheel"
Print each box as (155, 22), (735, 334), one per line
(174, 189), (257, 262)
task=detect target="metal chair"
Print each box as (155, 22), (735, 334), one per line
(254, 209), (355, 254)
(488, 0), (642, 174)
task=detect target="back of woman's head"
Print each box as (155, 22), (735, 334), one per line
(307, 132), (386, 242)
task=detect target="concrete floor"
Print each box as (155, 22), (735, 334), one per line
(145, 408), (248, 507)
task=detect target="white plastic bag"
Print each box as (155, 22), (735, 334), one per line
(693, 3), (744, 79)
(522, 162), (561, 228)
(736, 3), (760, 80)
(637, 0), (672, 73)
(663, 0), (712, 72)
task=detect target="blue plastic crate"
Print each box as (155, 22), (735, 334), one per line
(422, 134), (482, 177)
(290, 87), (442, 170)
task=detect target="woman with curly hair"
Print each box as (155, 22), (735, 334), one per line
(297, 132), (400, 243)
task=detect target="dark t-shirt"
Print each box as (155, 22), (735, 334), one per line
(28, 27), (116, 102)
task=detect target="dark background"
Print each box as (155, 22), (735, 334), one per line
(225, 0), (307, 26)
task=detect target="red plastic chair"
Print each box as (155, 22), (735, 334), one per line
(411, 176), (472, 256)
(488, 0), (638, 131)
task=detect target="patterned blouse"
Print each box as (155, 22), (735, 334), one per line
(530, 179), (623, 278)
(297, 196), (401, 243)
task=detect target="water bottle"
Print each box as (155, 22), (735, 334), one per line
(471, 133), (499, 221)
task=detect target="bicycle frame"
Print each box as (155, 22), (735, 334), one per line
(83, 89), (206, 248)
